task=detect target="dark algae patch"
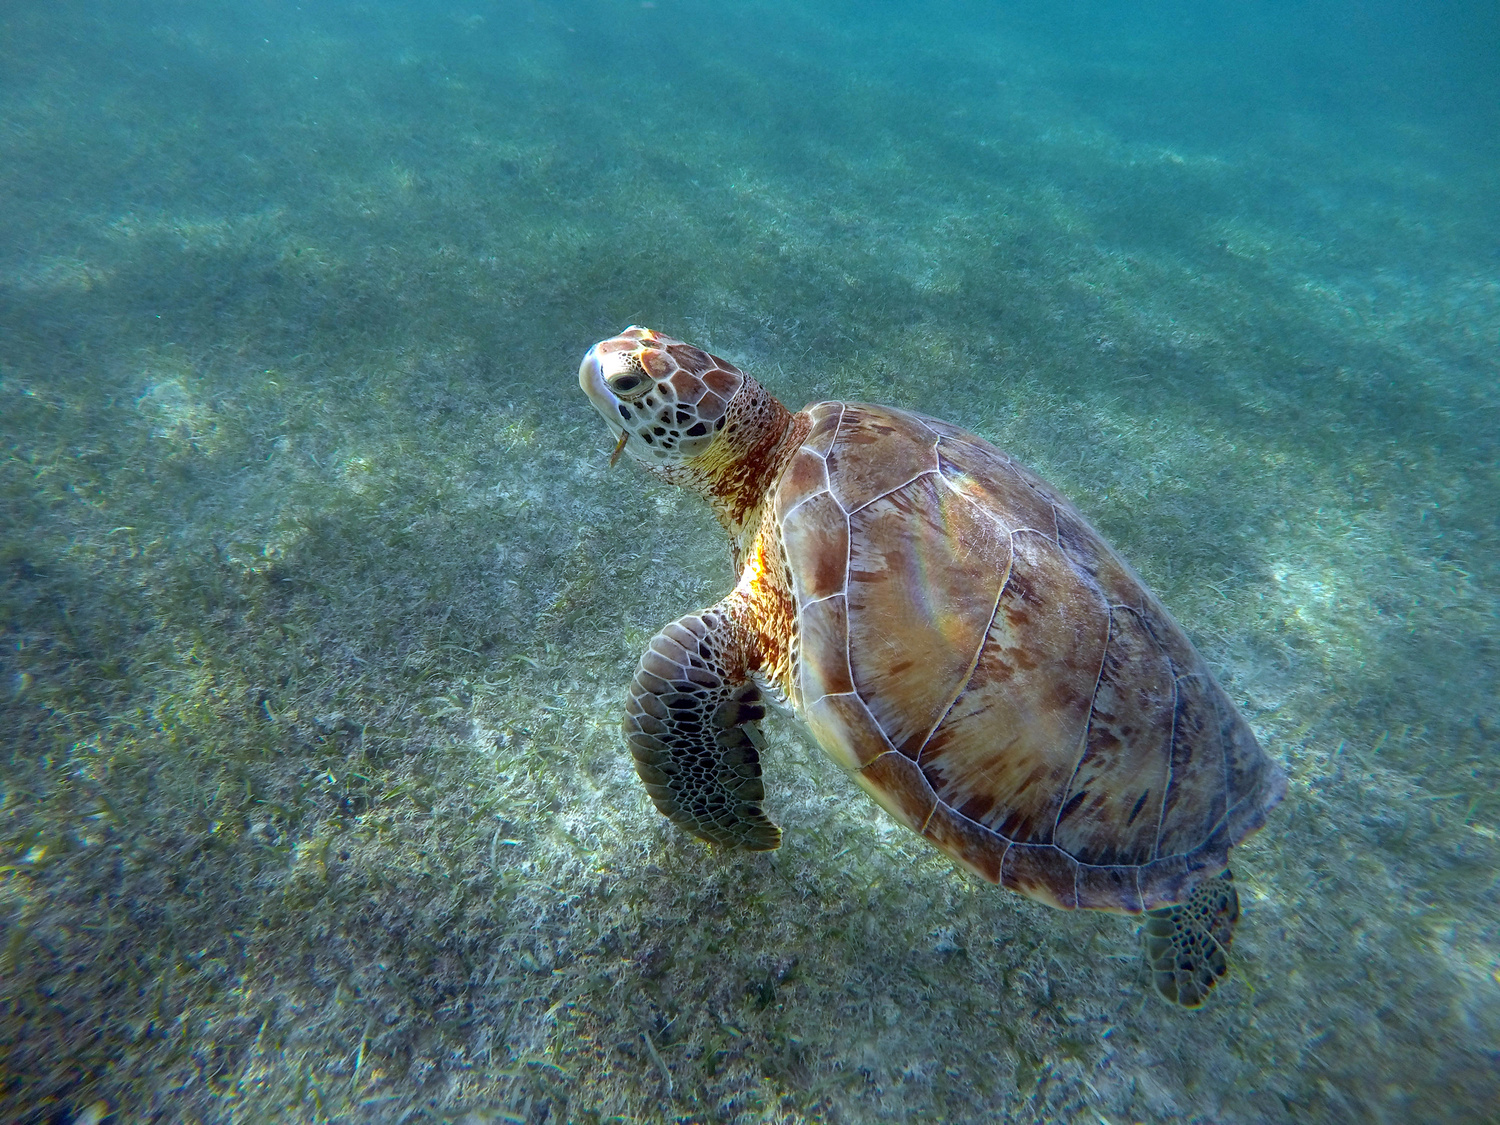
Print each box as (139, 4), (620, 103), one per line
(2, 1), (1497, 1122)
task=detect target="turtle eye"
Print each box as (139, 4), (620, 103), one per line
(608, 372), (649, 397)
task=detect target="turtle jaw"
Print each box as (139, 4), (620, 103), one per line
(578, 344), (661, 469)
(578, 345), (631, 461)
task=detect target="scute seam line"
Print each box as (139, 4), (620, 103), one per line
(1051, 595), (1115, 846)
(845, 467), (939, 516)
(912, 526), (1014, 771)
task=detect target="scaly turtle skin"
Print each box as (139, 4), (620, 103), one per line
(578, 326), (1286, 1008)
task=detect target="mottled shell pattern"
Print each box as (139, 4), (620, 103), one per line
(771, 402), (1285, 912)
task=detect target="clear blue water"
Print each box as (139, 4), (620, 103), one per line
(1, 2), (1496, 1122)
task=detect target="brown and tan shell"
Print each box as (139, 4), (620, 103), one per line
(771, 402), (1285, 914)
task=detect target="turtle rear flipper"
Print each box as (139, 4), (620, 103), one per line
(624, 608), (782, 851)
(1144, 869), (1240, 1008)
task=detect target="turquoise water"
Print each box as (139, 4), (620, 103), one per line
(1, 1), (1496, 1121)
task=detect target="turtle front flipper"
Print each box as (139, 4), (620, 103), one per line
(624, 608), (781, 851)
(1143, 869), (1241, 1008)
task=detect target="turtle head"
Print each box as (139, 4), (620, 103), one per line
(579, 326), (797, 544)
(578, 326), (748, 470)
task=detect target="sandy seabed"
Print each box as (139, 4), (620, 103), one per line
(1, 2), (1496, 1122)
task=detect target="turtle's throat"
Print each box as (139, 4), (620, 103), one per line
(694, 393), (808, 564)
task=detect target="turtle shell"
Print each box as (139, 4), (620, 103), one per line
(772, 402), (1285, 913)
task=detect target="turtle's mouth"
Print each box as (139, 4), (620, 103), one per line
(578, 345), (612, 404)
(579, 345), (631, 464)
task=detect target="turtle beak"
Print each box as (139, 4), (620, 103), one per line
(579, 345), (629, 464)
(578, 345), (610, 402)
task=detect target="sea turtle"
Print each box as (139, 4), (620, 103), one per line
(578, 326), (1286, 1007)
